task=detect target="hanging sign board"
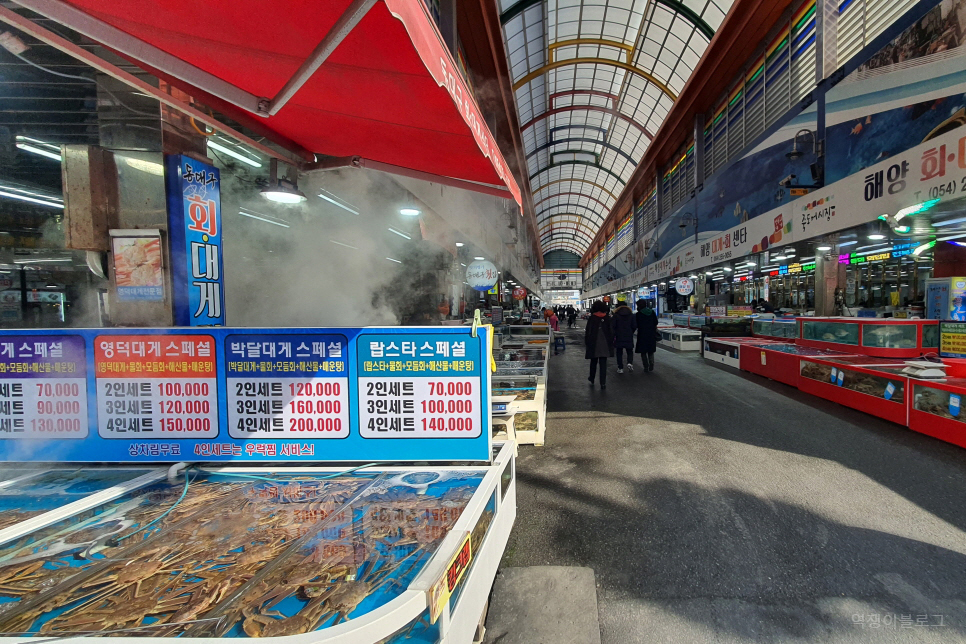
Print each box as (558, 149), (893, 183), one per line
(165, 155), (225, 326)
(0, 326), (491, 463)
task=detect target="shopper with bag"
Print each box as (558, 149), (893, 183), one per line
(585, 301), (615, 389)
(612, 298), (637, 373)
(635, 299), (659, 372)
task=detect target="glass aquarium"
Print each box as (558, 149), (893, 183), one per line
(913, 384), (965, 423)
(922, 323), (939, 349)
(0, 469), (484, 638)
(801, 320), (860, 345)
(800, 361), (905, 403)
(704, 339), (739, 360)
(495, 367), (544, 377)
(671, 314), (690, 327)
(687, 316), (709, 329)
(0, 468), (154, 531)
(492, 348), (546, 362)
(753, 319), (798, 339)
(707, 317), (751, 335)
(507, 326), (550, 337)
(861, 323), (918, 349)
(492, 376), (538, 402)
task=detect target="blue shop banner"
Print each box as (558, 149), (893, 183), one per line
(165, 155), (225, 326)
(0, 326), (490, 463)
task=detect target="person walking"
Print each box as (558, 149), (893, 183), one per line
(612, 298), (636, 373)
(635, 299), (659, 372)
(567, 306), (577, 328)
(585, 301), (614, 389)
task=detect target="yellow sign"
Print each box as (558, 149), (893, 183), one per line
(429, 531), (472, 623)
(890, 291), (900, 307)
(790, 187), (810, 196)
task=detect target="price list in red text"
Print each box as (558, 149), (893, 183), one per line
(94, 335), (218, 438)
(0, 335), (88, 438)
(225, 334), (349, 438)
(358, 335), (482, 438)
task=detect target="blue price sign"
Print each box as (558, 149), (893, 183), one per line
(0, 327), (491, 463)
(165, 155), (225, 326)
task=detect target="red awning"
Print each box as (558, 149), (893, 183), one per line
(27, 0), (521, 205)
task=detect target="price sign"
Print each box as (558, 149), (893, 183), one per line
(357, 334), (482, 438)
(94, 335), (218, 438)
(940, 321), (966, 358)
(224, 334), (349, 438)
(0, 335), (87, 438)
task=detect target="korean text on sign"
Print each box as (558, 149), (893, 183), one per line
(94, 335), (218, 439)
(357, 335), (482, 439)
(225, 334), (349, 439)
(0, 335), (88, 439)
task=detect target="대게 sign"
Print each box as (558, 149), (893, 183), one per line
(165, 155), (225, 326)
(0, 326), (491, 462)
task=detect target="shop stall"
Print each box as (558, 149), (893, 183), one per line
(751, 318), (799, 340)
(739, 343), (853, 389)
(492, 326), (550, 446)
(0, 325), (514, 644)
(798, 356), (910, 425)
(909, 378), (966, 449)
(659, 327), (703, 351)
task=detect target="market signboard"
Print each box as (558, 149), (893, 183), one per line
(0, 326), (491, 462)
(165, 155), (225, 326)
(940, 322), (966, 358)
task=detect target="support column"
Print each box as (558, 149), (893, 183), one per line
(693, 114), (705, 189)
(814, 254), (844, 316)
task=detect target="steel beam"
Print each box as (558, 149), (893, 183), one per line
(13, 0), (265, 114)
(267, 0), (377, 115)
(513, 58), (676, 100)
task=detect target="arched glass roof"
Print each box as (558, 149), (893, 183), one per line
(500, 0), (735, 255)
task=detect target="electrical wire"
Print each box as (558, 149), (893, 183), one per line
(106, 471), (193, 546)
(6, 49), (159, 118)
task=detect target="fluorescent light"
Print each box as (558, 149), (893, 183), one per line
(400, 208), (420, 216)
(937, 232), (966, 242)
(262, 187), (307, 204)
(15, 135), (58, 151)
(318, 190), (359, 215)
(207, 140), (261, 167)
(933, 216), (966, 227)
(329, 239), (358, 249)
(455, 242), (464, 247)
(705, 271), (713, 275)
(838, 241), (858, 247)
(387, 227), (411, 239)
(16, 142), (61, 162)
(474, 256), (485, 260)
(386, 257), (402, 263)
(723, 267), (732, 272)
(816, 245), (831, 251)
(238, 209), (289, 228)
(14, 258), (71, 264)
(0, 189), (63, 209)
(867, 233), (886, 240)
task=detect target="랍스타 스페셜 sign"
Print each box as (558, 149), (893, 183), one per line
(0, 326), (491, 462)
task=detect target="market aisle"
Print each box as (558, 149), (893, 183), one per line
(498, 331), (966, 644)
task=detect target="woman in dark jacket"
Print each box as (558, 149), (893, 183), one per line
(585, 301), (615, 389)
(635, 299), (660, 372)
(611, 298), (637, 373)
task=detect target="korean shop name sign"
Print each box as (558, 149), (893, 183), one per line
(0, 326), (491, 463)
(165, 155), (225, 326)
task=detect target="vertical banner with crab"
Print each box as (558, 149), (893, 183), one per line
(165, 155), (225, 326)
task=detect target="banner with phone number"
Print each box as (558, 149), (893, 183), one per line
(0, 326), (490, 463)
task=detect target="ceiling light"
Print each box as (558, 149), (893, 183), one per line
(14, 258), (71, 264)
(723, 267), (732, 272)
(262, 181), (307, 204)
(238, 209), (289, 228)
(16, 142), (62, 162)
(386, 257), (402, 263)
(207, 140), (262, 168)
(387, 227), (411, 240)
(329, 239), (358, 249)
(933, 216), (966, 227)
(867, 233), (886, 240)
(474, 256), (485, 260)
(816, 245), (832, 251)
(317, 190), (359, 215)
(0, 189), (63, 209)
(455, 242), (464, 247)
(400, 208), (421, 216)
(839, 241), (858, 247)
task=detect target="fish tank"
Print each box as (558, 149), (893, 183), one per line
(913, 384), (965, 423)
(922, 323), (939, 349)
(705, 317), (751, 336)
(492, 376), (538, 402)
(800, 361), (905, 403)
(752, 318), (799, 339)
(687, 316), (709, 329)
(861, 323), (918, 349)
(671, 314), (690, 327)
(0, 460), (509, 641)
(801, 320), (860, 346)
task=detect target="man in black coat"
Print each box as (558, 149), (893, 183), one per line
(612, 298), (637, 373)
(635, 299), (660, 372)
(584, 301), (615, 389)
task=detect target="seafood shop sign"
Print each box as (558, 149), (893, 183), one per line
(0, 326), (491, 463)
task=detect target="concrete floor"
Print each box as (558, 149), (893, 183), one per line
(498, 326), (966, 643)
